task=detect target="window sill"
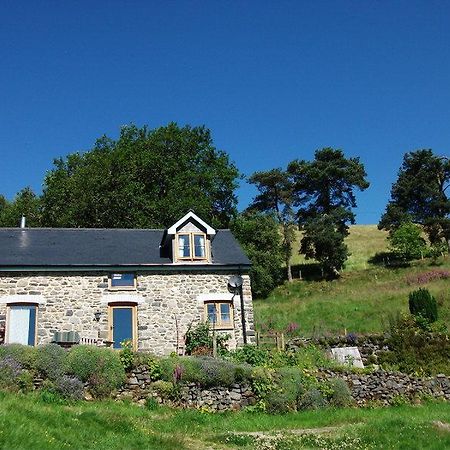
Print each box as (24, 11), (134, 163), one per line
(107, 287), (137, 292)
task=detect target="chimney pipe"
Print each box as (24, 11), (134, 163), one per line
(20, 216), (26, 229)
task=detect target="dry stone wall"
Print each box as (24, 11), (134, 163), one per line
(318, 369), (450, 405)
(116, 367), (450, 410)
(0, 271), (254, 354)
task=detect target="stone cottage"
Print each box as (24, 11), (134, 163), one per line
(0, 211), (255, 354)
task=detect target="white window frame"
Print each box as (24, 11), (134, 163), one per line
(175, 232), (208, 261)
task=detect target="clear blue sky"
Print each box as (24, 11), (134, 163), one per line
(1, 1), (449, 224)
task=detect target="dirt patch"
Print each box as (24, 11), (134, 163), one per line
(432, 421), (450, 432)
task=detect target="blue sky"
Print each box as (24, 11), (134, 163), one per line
(1, 1), (449, 224)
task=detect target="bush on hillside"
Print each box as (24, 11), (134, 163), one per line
(380, 314), (450, 375)
(0, 344), (37, 369)
(409, 288), (438, 323)
(388, 222), (427, 261)
(35, 344), (67, 381)
(65, 345), (125, 397)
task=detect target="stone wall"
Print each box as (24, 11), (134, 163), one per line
(115, 367), (450, 410)
(318, 369), (450, 405)
(287, 335), (390, 365)
(0, 271), (255, 354)
(117, 366), (255, 410)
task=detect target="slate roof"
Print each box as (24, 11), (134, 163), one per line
(0, 228), (250, 269)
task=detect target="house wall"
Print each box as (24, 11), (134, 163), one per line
(0, 271), (255, 354)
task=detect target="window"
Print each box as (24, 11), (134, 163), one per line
(109, 273), (136, 290)
(205, 302), (233, 329)
(176, 233), (207, 261)
(7, 304), (37, 346)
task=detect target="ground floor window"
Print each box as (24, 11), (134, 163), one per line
(205, 302), (233, 329)
(108, 304), (137, 350)
(7, 304), (37, 346)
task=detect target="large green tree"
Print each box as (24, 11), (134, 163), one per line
(379, 150), (450, 249)
(41, 123), (239, 228)
(247, 168), (296, 282)
(0, 187), (42, 227)
(288, 148), (369, 276)
(230, 211), (284, 297)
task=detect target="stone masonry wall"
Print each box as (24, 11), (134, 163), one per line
(0, 271), (254, 354)
(116, 367), (450, 410)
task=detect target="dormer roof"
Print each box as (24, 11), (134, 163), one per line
(167, 211), (216, 236)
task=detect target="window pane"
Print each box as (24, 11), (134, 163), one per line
(178, 234), (191, 258)
(111, 273), (135, 287)
(112, 307), (133, 349)
(206, 304), (217, 324)
(194, 235), (206, 258)
(220, 303), (231, 324)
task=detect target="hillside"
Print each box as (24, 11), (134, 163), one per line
(254, 225), (450, 336)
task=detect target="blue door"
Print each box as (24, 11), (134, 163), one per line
(111, 306), (135, 349)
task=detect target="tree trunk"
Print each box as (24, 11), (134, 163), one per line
(286, 258), (293, 282)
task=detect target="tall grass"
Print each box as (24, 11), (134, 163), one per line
(255, 257), (450, 335)
(0, 391), (449, 449)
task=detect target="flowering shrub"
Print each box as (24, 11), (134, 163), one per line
(54, 375), (84, 400)
(406, 270), (450, 285)
(35, 344), (67, 381)
(65, 345), (125, 398)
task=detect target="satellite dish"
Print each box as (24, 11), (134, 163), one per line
(227, 275), (243, 293)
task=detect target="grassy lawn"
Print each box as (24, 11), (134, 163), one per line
(0, 392), (449, 449)
(255, 257), (450, 336)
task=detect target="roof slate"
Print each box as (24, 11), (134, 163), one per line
(0, 228), (250, 268)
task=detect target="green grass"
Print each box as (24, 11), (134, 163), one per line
(255, 256), (450, 336)
(290, 224), (389, 272)
(0, 392), (449, 449)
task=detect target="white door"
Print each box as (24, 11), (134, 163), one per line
(8, 305), (37, 346)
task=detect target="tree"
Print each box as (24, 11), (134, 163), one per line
(230, 211), (284, 297)
(247, 168), (296, 281)
(41, 123), (240, 229)
(388, 221), (427, 261)
(379, 150), (450, 250)
(288, 148), (369, 276)
(0, 187), (41, 227)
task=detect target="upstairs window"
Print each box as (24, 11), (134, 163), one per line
(177, 233), (207, 261)
(205, 302), (233, 329)
(109, 273), (136, 290)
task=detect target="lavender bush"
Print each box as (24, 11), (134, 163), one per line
(54, 375), (84, 400)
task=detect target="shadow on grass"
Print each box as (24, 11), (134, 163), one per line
(368, 252), (411, 268)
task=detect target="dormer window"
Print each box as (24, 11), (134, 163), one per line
(177, 233), (207, 260)
(167, 211), (216, 264)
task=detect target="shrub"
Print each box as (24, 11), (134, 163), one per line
(35, 344), (66, 381)
(184, 322), (229, 355)
(388, 222), (427, 260)
(327, 378), (353, 407)
(232, 345), (269, 367)
(119, 340), (134, 371)
(151, 380), (179, 401)
(54, 375), (84, 401)
(65, 345), (125, 398)
(266, 367), (305, 413)
(0, 344), (37, 369)
(0, 355), (23, 391)
(298, 388), (328, 410)
(196, 357), (236, 387)
(185, 322), (212, 355)
(409, 288), (438, 323)
(380, 314), (450, 375)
